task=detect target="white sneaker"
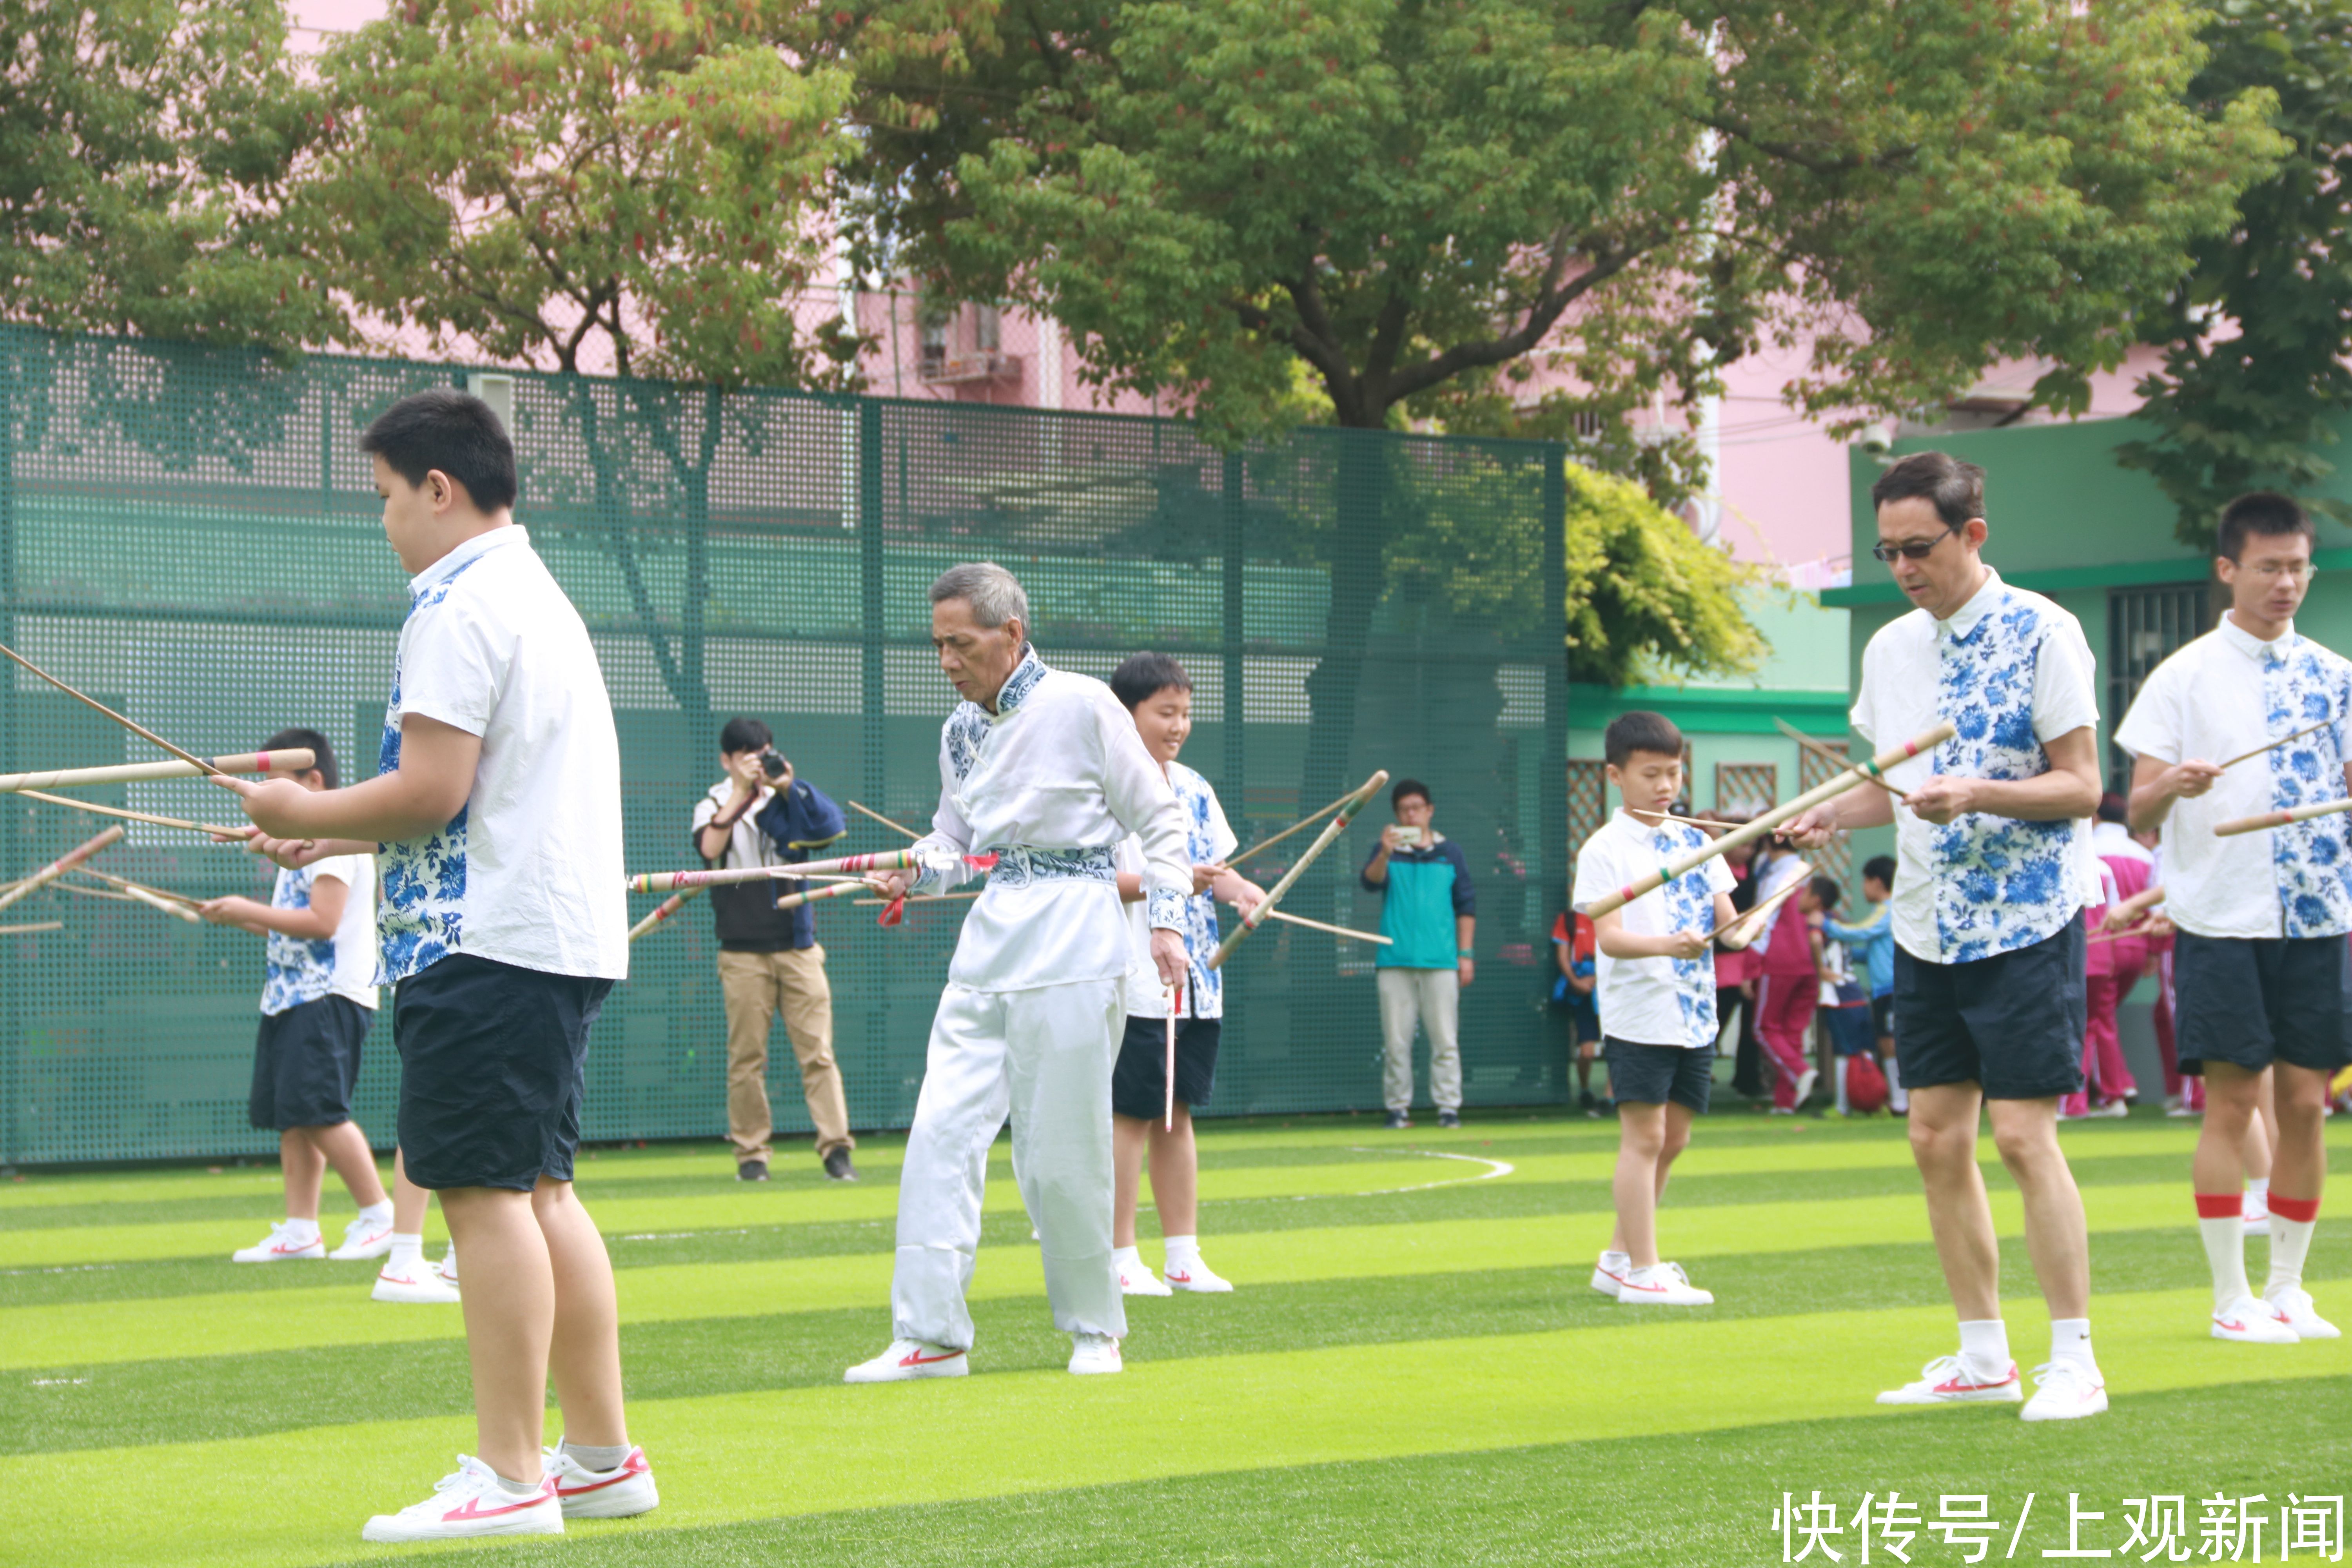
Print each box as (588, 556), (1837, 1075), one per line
(1118, 1256), (1172, 1296)
(436, 1248), (459, 1285)
(1616, 1261), (1714, 1306)
(232, 1221), (325, 1263)
(2020, 1361), (2108, 1422)
(2261, 1285), (2339, 1340)
(1164, 1256), (1233, 1293)
(373, 1256), (462, 1305)
(2212, 1294), (2299, 1344)
(1875, 1354), (2023, 1405)
(544, 1445), (658, 1519)
(1590, 1254), (1631, 1297)
(328, 1214), (396, 1261)
(1792, 1068), (1819, 1109)
(2166, 1101), (2200, 1118)
(844, 1339), (968, 1383)
(2087, 1099), (2130, 1119)
(359, 1456), (563, 1542)
(2243, 1192), (2271, 1237)
(1069, 1332), (1123, 1375)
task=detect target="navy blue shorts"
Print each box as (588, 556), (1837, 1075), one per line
(1603, 1037), (1714, 1112)
(393, 953), (614, 1192)
(1892, 915), (2085, 1101)
(1113, 1014), (1221, 1119)
(1825, 1005), (1878, 1059)
(2173, 931), (2352, 1077)
(249, 995), (371, 1131)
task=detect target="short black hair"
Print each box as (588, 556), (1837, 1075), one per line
(360, 387), (519, 513)
(1811, 874), (1843, 913)
(719, 716), (772, 755)
(1392, 778), (1432, 809)
(261, 726), (337, 791)
(1604, 711), (1683, 768)
(1871, 450), (1985, 530)
(2097, 791), (2128, 825)
(2217, 490), (2314, 562)
(1862, 854), (1896, 889)
(1110, 652), (1192, 711)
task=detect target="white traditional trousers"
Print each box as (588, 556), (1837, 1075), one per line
(891, 977), (1127, 1350)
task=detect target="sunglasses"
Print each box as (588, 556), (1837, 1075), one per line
(1870, 525), (1960, 564)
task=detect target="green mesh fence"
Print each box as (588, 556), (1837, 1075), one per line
(0, 325), (1570, 1167)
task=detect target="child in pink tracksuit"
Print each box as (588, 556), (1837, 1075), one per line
(1753, 844), (1824, 1112)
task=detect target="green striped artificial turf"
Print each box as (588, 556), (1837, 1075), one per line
(2, 1110), (2346, 1566)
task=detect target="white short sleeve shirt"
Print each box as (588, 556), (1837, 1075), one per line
(1851, 568), (2102, 965)
(2112, 617), (2352, 939)
(261, 853), (378, 1014)
(1571, 812), (1733, 1048)
(1119, 760), (1240, 1019)
(376, 526), (628, 984)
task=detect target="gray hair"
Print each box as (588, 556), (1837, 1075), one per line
(929, 561), (1030, 630)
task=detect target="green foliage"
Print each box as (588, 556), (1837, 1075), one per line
(296, 0), (858, 388)
(1561, 466), (1764, 688)
(837, 0), (2280, 462)
(2117, 0), (2352, 548)
(0, 0), (340, 346)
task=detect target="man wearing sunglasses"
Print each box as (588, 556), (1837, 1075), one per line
(1785, 450), (2106, 1423)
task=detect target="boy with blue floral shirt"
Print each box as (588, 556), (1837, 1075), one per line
(1573, 711), (1755, 1308)
(1787, 450), (2108, 1423)
(1106, 653), (1265, 1296)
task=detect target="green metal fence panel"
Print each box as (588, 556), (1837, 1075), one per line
(0, 326), (1571, 1166)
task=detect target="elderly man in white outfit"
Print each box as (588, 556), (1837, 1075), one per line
(847, 563), (1192, 1381)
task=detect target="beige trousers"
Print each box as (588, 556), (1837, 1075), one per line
(717, 946), (853, 1161)
(1378, 965), (1462, 1114)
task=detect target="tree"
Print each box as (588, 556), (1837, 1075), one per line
(293, 0), (860, 711)
(2118, 0), (2352, 547)
(0, 0), (339, 347)
(837, 0), (2279, 794)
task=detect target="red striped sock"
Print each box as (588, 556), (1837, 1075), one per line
(2195, 1192), (2244, 1220)
(2269, 1194), (2320, 1225)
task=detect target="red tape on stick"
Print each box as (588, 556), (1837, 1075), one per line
(877, 895), (906, 927)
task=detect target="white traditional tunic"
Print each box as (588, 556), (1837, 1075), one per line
(890, 646), (1191, 1354)
(2112, 616), (2352, 939)
(1851, 568), (2102, 965)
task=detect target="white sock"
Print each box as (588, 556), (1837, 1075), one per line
(2200, 1214), (2251, 1309)
(1164, 1234), (1200, 1266)
(2050, 1317), (2096, 1372)
(282, 1217), (320, 1244)
(356, 1200), (393, 1224)
(1112, 1245), (1141, 1268)
(1957, 1318), (2010, 1381)
(438, 1247), (458, 1281)
(1601, 1248), (1630, 1268)
(386, 1232), (424, 1268)
(2269, 1216), (2318, 1294)
(1835, 1057), (1851, 1113)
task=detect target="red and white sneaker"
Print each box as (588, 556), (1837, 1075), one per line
(544, 1445), (659, 1519)
(1615, 1261), (1713, 1306)
(232, 1221), (325, 1263)
(359, 1456), (563, 1542)
(2265, 1285), (2341, 1340)
(1164, 1257), (1233, 1294)
(844, 1339), (969, 1383)
(1068, 1332), (1123, 1374)
(1875, 1354), (2024, 1405)
(436, 1248), (459, 1285)
(1117, 1256), (1172, 1296)
(373, 1256), (461, 1305)
(1590, 1253), (1631, 1297)
(328, 1213), (396, 1261)
(2020, 1361), (2108, 1422)
(2212, 1294), (2299, 1344)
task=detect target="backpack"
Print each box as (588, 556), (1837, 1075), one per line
(1846, 1050), (1889, 1113)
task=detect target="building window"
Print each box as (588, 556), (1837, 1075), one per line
(2107, 583), (2210, 792)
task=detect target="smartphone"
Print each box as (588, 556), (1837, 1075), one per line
(1392, 826), (1423, 846)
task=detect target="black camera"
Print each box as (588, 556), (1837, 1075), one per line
(759, 747), (789, 780)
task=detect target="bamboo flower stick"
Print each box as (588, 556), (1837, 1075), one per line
(0, 826), (124, 916)
(854, 892), (976, 906)
(1775, 718), (1907, 800)
(59, 880), (141, 903)
(1227, 786), (1363, 869)
(847, 800), (922, 840)
(1704, 864), (1810, 944)
(2214, 796), (2352, 838)
(2219, 718), (2334, 771)
(14, 787), (251, 837)
(628, 886), (704, 942)
(115, 880), (203, 924)
(1259, 906), (1391, 945)
(0, 640), (221, 776)
(1212, 770), (1389, 970)
(773, 880), (873, 913)
(0, 920), (64, 935)
(0, 749), (313, 795)
(628, 846), (936, 895)
(1625, 807), (1747, 833)
(73, 867), (201, 907)
(1577, 721), (1957, 918)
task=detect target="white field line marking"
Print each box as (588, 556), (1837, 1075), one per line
(30, 1377), (90, 1387)
(1341, 1146), (1516, 1196)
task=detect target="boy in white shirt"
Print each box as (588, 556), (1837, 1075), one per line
(218, 390), (653, 1540)
(1104, 653), (1265, 1297)
(1573, 712), (1755, 1307)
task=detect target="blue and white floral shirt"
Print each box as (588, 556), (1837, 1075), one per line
(1853, 569), (2102, 965)
(260, 853), (378, 1015)
(1570, 811), (1733, 1049)
(1119, 761), (1239, 1019)
(2115, 615), (2352, 940)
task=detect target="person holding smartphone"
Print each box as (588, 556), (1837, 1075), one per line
(691, 717), (857, 1183)
(1361, 778), (1476, 1129)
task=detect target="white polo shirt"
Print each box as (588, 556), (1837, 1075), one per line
(376, 525), (628, 984)
(262, 854), (378, 1014)
(1570, 811), (1732, 1049)
(1851, 568), (2102, 965)
(2112, 616), (2352, 939)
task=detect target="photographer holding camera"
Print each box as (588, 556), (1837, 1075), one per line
(690, 717), (858, 1183)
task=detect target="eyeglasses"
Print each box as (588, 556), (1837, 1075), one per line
(2231, 559), (2318, 584)
(1870, 526), (1960, 564)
